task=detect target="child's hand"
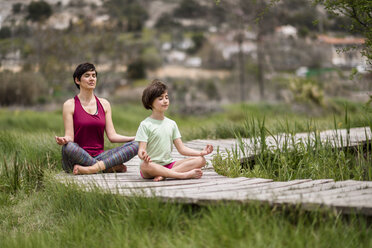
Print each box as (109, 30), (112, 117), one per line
(201, 144), (213, 156)
(139, 150), (152, 162)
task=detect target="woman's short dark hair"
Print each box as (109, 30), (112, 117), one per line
(73, 63), (97, 89)
(142, 79), (168, 110)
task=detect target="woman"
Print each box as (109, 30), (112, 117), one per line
(55, 63), (138, 175)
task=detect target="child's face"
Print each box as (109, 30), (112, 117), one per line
(152, 91), (169, 112)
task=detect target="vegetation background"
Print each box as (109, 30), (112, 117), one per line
(0, 0), (371, 247)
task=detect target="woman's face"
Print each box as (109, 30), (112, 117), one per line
(76, 71), (97, 90)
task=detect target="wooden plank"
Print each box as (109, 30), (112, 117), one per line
(101, 178), (273, 198)
(103, 176), (245, 187)
(150, 180), (367, 203)
(274, 181), (369, 203)
(145, 181), (278, 199)
(329, 194), (372, 207)
(88, 177), (246, 189)
(177, 180), (304, 197)
(275, 190), (372, 206)
(176, 180), (311, 200)
(147, 178), (274, 196)
(55, 127), (372, 215)
(241, 180), (334, 200)
(308, 187), (372, 204)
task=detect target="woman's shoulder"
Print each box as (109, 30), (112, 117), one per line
(97, 97), (110, 111)
(97, 97), (109, 105)
(62, 98), (75, 113)
(63, 98), (75, 108)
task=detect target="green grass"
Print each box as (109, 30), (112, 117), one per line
(213, 107), (372, 181)
(213, 137), (372, 181)
(1, 179), (371, 248)
(2, 100), (371, 140)
(0, 100), (372, 247)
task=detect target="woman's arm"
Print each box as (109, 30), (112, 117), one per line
(101, 98), (135, 143)
(55, 99), (74, 145)
(173, 138), (213, 156)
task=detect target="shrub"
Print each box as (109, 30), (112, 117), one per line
(0, 71), (48, 106)
(12, 3), (23, 14)
(126, 59), (146, 80)
(173, 0), (206, 18)
(0, 27), (11, 39)
(155, 14), (180, 31)
(27, 1), (52, 22)
(288, 77), (325, 106)
(141, 47), (162, 70)
(187, 33), (205, 55)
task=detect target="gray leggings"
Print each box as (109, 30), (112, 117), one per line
(61, 141), (139, 173)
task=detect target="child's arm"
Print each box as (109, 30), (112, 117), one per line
(138, 141), (151, 162)
(173, 138), (213, 156)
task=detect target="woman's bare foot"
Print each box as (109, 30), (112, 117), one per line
(73, 165), (92, 175)
(103, 164), (127, 173)
(153, 176), (165, 182)
(73, 161), (104, 175)
(183, 169), (203, 179)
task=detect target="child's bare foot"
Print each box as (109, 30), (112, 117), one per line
(183, 169), (203, 179)
(153, 176), (165, 182)
(103, 164), (127, 173)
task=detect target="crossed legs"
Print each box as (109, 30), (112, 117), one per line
(140, 156), (206, 181)
(62, 141), (139, 175)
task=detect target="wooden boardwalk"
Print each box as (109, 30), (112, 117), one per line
(57, 127), (372, 215)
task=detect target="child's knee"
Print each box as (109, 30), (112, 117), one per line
(197, 156), (206, 167)
(140, 161), (152, 172)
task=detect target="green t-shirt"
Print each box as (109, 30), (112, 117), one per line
(135, 117), (181, 165)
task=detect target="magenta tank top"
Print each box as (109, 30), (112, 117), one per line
(73, 95), (105, 157)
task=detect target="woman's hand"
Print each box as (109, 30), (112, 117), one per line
(55, 136), (71, 145)
(201, 144), (213, 156)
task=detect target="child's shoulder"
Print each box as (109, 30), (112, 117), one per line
(164, 117), (178, 125)
(139, 117), (151, 125)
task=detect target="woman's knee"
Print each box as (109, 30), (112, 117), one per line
(132, 141), (139, 152)
(62, 142), (79, 156)
(123, 141), (139, 154)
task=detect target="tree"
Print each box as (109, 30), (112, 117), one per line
(104, 0), (148, 32)
(314, 0), (372, 64)
(155, 13), (181, 31)
(217, 0), (277, 101)
(12, 3), (23, 14)
(173, 0), (207, 18)
(187, 33), (205, 55)
(27, 1), (52, 22)
(0, 27), (11, 39)
(127, 59), (146, 80)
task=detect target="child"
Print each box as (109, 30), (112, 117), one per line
(135, 79), (213, 181)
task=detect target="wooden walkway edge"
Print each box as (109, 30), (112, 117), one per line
(56, 127), (372, 215)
